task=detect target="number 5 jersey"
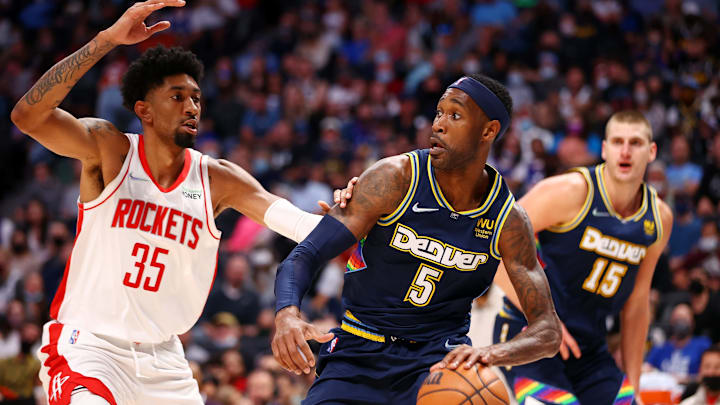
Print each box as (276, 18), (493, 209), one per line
(51, 133), (221, 343)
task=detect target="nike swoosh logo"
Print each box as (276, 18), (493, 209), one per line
(412, 202), (439, 213)
(129, 173), (150, 182)
(592, 208), (610, 217)
(444, 339), (462, 351)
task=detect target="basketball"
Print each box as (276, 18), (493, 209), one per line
(417, 365), (509, 405)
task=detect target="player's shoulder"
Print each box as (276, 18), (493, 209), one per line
(360, 153), (413, 184)
(654, 194), (674, 232)
(80, 118), (126, 141)
(526, 170), (590, 203)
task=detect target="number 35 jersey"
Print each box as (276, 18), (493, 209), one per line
(51, 133), (221, 343)
(342, 149), (515, 341)
(537, 164), (663, 350)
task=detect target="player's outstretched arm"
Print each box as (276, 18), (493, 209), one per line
(621, 199), (673, 400)
(10, 0), (185, 161)
(272, 155), (412, 375)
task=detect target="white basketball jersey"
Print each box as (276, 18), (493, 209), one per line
(51, 134), (221, 343)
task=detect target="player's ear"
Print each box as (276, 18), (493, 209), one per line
(481, 120), (501, 142)
(648, 141), (657, 162)
(134, 100), (152, 124)
(601, 139), (607, 161)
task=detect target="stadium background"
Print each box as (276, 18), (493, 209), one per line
(1, 0), (719, 403)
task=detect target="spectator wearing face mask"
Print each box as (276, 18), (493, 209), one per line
(646, 303), (712, 384)
(680, 345), (720, 404)
(687, 268), (720, 343)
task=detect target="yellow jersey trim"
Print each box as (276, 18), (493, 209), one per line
(649, 186), (663, 243)
(427, 158), (501, 218)
(547, 167), (594, 233)
(490, 194), (516, 260)
(341, 311), (385, 342)
(596, 164), (648, 222)
(378, 152), (419, 226)
(340, 322), (385, 343)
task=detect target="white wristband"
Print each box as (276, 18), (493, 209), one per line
(264, 199), (322, 243)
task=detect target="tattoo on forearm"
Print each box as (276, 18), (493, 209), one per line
(501, 206), (550, 320)
(24, 38), (113, 106)
(493, 205), (560, 365)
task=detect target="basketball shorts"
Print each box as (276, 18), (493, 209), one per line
(492, 302), (635, 405)
(38, 320), (202, 405)
(303, 312), (471, 405)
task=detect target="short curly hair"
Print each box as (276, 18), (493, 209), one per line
(121, 45), (204, 111)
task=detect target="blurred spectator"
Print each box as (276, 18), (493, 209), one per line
(669, 194), (703, 260)
(688, 268), (720, 343)
(246, 369), (279, 405)
(667, 135), (703, 196)
(646, 303), (712, 383)
(0, 322), (40, 404)
(680, 345), (720, 405)
(204, 254), (260, 326)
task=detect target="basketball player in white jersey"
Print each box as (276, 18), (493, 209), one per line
(11, 1), (337, 404)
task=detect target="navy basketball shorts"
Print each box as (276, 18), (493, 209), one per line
(303, 327), (471, 405)
(492, 308), (634, 405)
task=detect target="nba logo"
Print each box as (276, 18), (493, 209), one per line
(327, 337), (338, 353)
(69, 330), (80, 344)
(450, 212), (459, 220)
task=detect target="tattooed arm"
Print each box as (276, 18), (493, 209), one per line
(10, 0), (184, 161)
(432, 205), (560, 371)
(491, 204), (561, 365)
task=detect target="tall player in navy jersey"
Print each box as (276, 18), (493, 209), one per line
(492, 111), (673, 405)
(272, 74), (562, 404)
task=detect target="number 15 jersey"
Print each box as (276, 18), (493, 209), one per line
(51, 133), (221, 343)
(537, 164), (663, 351)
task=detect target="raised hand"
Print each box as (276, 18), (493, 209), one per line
(103, 0), (186, 46)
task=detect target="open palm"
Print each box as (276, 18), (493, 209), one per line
(104, 0), (186, 45)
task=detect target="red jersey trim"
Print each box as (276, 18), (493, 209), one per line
(200, 155), (221, 240)
(83, 138), (134, 211)
(138, 134), (191, 193)
(50, 207), (84, 319)
(41, 323), (117, 405)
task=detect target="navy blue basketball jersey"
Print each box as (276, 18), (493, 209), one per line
(341, 149), (515, 341)
(538, 163), (664, 350)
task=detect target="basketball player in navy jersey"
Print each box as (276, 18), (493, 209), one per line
(492, 111), (673, 404)
(272, 74), (562, 404)
(11, 2), (348, 404)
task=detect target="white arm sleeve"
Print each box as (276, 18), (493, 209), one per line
(263, 198), (322, 243)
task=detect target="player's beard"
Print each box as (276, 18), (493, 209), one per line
(174, 130), (195, 149)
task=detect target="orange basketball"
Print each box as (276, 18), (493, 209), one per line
(417, 364), (510, 405)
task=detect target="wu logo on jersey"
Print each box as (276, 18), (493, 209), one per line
(50, 372), (70, 402)
(474, 218), (494, 239)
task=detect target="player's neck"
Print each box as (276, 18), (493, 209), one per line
(601, 166), (644, 217)
(141, 131), (187, 189)
(434, 158), (489, 212)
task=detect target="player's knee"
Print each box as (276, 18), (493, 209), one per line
(70, 389), (112, 405)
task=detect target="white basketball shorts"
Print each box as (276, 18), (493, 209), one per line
(38, 321), (202, 405)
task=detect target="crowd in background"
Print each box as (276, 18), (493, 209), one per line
(1, 0), (720, 403)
